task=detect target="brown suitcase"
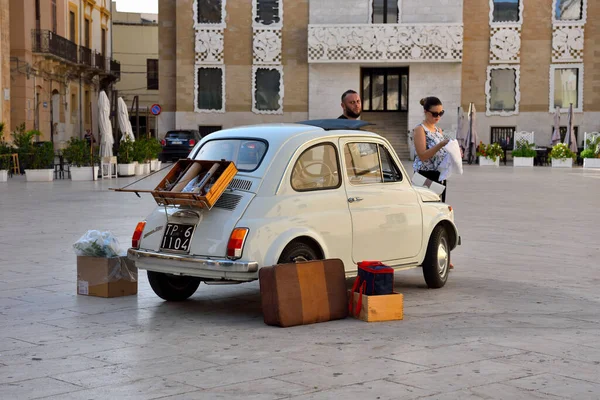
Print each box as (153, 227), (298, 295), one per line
(259, 259), (349, 327)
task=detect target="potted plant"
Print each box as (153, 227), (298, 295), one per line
(25, 141), (55, 182)
(11, 123), (38, 173)
(62, 137), (99, 181)
(132, 139), (149, 175)
(549, 143), (576, 168)
(512, 139), (536, 167)
(117, 136), (137, 176)
(476, 142), (503, 166)
(582, 136), (600, 169)
(147, 138), (163, 171)
(0, 122), (11, 182)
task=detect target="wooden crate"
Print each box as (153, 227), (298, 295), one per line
(151, 160), (238, 208)
(349, 291), (403, 322)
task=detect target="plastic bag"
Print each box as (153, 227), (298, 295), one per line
(439, 139), (464, 181)
(73, 230), (126, 258)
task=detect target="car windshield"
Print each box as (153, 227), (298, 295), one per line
(194, 139), (268, 172)
(166, 131), (194, 139)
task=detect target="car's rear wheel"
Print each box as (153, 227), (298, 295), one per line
(278, 242), (320, 264)
(422, 226), (450, 289)
(147, 271), (201, 301)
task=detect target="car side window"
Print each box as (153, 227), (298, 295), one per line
(291, 143), (341, 191)
(344, 143), (382, 184)
(379, 145), (403, 182)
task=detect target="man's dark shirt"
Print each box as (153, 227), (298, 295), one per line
(338, 115), (348, 119)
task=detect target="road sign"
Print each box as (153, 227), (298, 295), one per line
(150, 104), (162, 115)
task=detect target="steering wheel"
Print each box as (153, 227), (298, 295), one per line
(293, 161), (336, 188)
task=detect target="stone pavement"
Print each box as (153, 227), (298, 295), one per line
(0, 164), (599, 399)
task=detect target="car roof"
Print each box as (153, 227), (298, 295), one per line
(200, 122), (382, 148)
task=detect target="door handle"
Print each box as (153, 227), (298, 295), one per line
(348, 197), (363, 203)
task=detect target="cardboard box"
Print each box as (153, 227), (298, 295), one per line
(349, 291), (403, 322)
(77, 256), (138, 298)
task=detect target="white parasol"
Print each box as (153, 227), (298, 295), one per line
(564, 103), (578, 154)
(117, 97), (135, 142)
(551, 106), (561, 146)
(98, 91), (113, 158)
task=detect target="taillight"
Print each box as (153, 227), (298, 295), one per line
(227, 228), (248, 259)
(189, 139), (196, 147)
(132, 221), (146, 249)
(160, 139), (166, 146)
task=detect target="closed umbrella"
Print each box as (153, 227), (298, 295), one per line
(551, 106), (561, 146)
(564, 103), (578, 154)
(98, 91), (113, 158)
(117, 97), (135, 142)
(456, 106), (467, 150)
(465, 103), (479, 164)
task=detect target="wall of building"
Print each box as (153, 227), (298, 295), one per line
(0, 0), (10, 133)
(401, 0), (462, 23)
(309, 0), (369, 24)
(157, 0), (176, 135)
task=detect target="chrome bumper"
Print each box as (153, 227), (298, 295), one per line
(127, 248), (259, 273)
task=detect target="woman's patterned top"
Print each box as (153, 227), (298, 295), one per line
(412, 124), (448, 172)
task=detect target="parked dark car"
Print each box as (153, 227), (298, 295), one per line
(159, 130), (201, 162)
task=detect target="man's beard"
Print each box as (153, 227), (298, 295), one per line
(345, 108), (361, 119)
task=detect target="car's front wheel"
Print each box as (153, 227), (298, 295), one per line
(278, 242), (320, 264)
(422, 226), (450, 289)
(147, 271), (201, 301)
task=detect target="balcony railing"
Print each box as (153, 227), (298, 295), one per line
(110, 59), (121, 79)
(32, 29), (78, 64)
(307, 23), (464, 63)
(79, 46), (93, 67)
(94, 51), (106, 71)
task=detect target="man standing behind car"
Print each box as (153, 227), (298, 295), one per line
(338, 90), (362, 120)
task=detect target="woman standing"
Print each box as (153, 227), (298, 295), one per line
(413, 96), (450, 202)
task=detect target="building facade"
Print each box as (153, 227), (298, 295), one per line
(307, 0), (463, 158)
(112, 2), (158, 137)
(9, 0), (119, 147)
(462, 0), (599, 148)
(158, 0), (309, 137)
(0, 0), (10, 133)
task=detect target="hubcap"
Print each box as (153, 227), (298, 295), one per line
(436, 237), (448, 277)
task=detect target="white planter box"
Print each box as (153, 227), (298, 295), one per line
(150, 159), (159, 171)
(513, 157), (534, 167)
(25, 169), (54, 182)
(70, 166), (99, 181)
(135, 162), (150, 175)
(0, 170), (7, 182)
(583, 158), (600, 169)
(118, 163), (136, 177)
(551, 158), (573, 168)
(142, 162), (150, 174)
(479, 156), (500, 167)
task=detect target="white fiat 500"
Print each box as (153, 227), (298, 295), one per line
(128, 120), (461, 301)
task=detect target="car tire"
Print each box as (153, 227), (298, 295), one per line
(422, 226), (450, 289)
(277, 242), (320, 264)
(147, 271), (201, 301)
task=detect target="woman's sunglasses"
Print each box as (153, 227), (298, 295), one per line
(427, 110), (445, 118)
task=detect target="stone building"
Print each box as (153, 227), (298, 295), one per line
(8, 0), (120, 147)
(462, 0), (599, 148)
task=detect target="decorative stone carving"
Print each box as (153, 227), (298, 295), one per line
(252, 66), (284, 115)
(307, 24), (463, 63)
(195, 28), (224, 64)
(552, 25), (584, 62)
(489, 26), (521, 63)
(485, 65), (520, 117)
(253, 29), (282, 64)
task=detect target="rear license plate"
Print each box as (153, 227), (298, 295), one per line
(171, 140), (182, 145)
(160, 223), (195, 252)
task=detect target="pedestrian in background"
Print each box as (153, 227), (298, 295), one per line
(338, 90), (362, 120)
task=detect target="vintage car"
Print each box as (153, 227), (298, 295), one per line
(127, 120), (461, 301)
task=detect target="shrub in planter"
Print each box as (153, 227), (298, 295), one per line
(63, 138), (97, 167)
(476, 141), (504, 164)
(25, 141), (54, 181)
(549, 143), (576, 160)
(512, 139), (536, 158)
(117, 136), (137, 176)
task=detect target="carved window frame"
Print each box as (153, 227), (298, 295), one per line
(549, 63), (584, 113)
(552, 0), (587, 25)
(489, 0), (524, 26)
(368, 0), (402, 24)
(253, 0), (283, 29)
(194, 65), (226, 114)
(485, 65), (520, 117)
(193, 0), (227, 29)
(252, 66), (284, 115)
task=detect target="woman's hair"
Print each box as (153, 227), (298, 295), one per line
(420, 96), (442, 111)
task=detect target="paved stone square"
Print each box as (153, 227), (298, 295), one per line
(0, 164), (599, 399)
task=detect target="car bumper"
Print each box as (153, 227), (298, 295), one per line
(127, 248), (259, 281)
